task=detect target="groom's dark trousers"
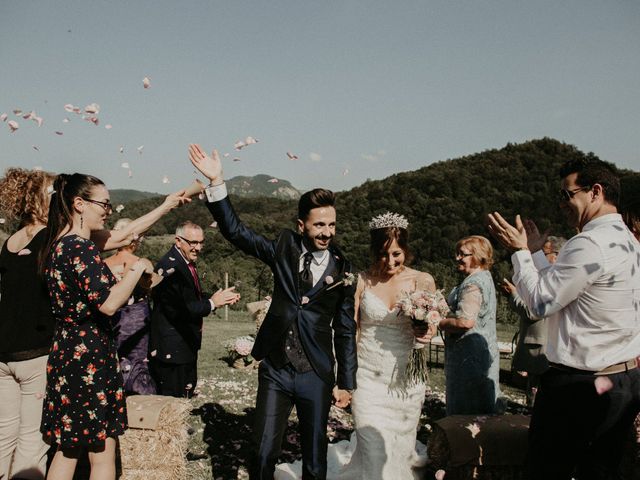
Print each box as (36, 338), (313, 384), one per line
(254, 359), (332, 479)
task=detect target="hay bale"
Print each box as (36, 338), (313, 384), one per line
(118, 395), (190, 480)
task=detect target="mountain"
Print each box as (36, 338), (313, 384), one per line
(111, 175), (301, 204)
(226, 174), (301, 200)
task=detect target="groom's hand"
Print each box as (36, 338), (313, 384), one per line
(332, 386), (352, 408)
(189, 144), (224, 184)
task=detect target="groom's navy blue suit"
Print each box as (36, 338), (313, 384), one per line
(206, 195), (357, 479)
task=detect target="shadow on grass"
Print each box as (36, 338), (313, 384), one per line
(193, 402), (304, 478)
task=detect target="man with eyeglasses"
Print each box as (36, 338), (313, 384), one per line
(150, 220), (240, 397)
(487, 158), (640, 479)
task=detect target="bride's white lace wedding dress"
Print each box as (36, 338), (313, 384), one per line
(275, 289), (428, 479)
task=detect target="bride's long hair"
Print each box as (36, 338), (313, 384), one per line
(368, 226), (413, 278)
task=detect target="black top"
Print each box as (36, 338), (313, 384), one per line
(0, 227), (54, 360)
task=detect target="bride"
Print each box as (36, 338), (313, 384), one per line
(276, 212), (436, 479)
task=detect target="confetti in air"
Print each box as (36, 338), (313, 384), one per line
(343, 168), (350, 176)
(84, 103), (100, 115)
(62, 118), (70, 123)
(286, 152), (299, 160)
(121, 162), (130, 169)
(137, 145), (144, 154)
(54, 131), (64, 136)
(105, 124), (112, 130)
(0, 113), (7, 122)
(234, 136), (259, 150)
(32, 145), (39, 151)
(115, 204), (125, 213)
(7, 120), (19, 133)
(119, 146), (124, 154)
(143, 77), (151, 89)
(268, 178), (278, 183)
(162, 175), (170, 184)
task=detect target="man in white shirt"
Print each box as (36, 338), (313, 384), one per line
(488, 158), (640, 479)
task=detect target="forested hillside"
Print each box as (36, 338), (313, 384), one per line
(3, 138), (637, 324)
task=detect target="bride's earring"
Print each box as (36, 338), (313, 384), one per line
(80, 215), (83, 229)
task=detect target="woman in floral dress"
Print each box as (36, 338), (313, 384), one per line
(38, 174), (156, 480)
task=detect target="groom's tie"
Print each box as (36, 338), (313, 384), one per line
(300, 252), (314, 293)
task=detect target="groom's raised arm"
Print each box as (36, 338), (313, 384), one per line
(204, 183), (277, 267)
(190, 143), (277, 266)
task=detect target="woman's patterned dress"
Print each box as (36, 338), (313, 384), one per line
(41, 235), (126, 447)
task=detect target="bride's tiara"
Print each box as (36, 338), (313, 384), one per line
(369, 212), (409, 230)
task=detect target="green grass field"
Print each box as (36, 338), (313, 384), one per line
(181, 311), (528, 479)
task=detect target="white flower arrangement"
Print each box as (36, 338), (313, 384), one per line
(225, 335), (255, 363)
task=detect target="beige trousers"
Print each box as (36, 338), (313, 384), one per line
(0, 355), (49, 480)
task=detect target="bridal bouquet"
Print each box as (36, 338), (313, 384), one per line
(396, 289), (450, 384)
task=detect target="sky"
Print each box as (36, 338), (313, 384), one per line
(1, 1), (639, 195)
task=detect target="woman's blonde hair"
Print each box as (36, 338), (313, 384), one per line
(456, 235), (494, 270)
(0, 167), (56, 227)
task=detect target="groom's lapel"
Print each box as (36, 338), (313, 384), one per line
(306, 255), (338, 298)
(289, 234), (303, 298)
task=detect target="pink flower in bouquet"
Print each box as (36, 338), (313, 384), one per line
(426, 309), (442, 324)
(233, 336), (255, 357)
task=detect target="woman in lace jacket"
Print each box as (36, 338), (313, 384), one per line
(438, 235), (503, 415)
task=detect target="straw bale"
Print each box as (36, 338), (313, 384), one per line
(118, 395), (190, 480)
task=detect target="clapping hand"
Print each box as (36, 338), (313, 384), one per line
(211, 286), (241, 308)
(486, 212), (528, 252)
(522, 218), (549, 252)
(189, 144), (223, 184)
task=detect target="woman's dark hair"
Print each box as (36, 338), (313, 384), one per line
(369, 226), (413, 276)
(38, 173), (104, 273)
(297, 188), (335, 220)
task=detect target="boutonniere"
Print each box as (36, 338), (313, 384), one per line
(325, 272), (355, 291)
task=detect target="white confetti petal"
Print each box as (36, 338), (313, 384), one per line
(121, 162), (130, 169)
(165, 354), (171, 359)
(7, 120), (19, 133)
(343, 168), (350, 176)
(128, 170), (133, 178)
(168, 257), (175, 261)
(234, 140), (245, 150)
(150, 350), (157, 357)
(143, 77), (151, 89)
(105, 124), (112, 130)
(63, 104), (75, 113)
(84, 103), (100, 114)
(286, 152), (298, 160)
(268, 178), (278, 183)
(309, 152), (322, 162)
(119, 146), (124, 154)
(137, 145), (144, 154)
(0, 218), (5, 224)
(0, 113), (7, 122)
(22, 111), (34, 120)
(13, 109), (22, 116)
(162, 175), (170, 184)
(244, 136), (258, 145)
(115, 204), (125, 213)
(165, 268), (175, 275)
(210, 221), (217, 228)
(32, 145), (39, 151)
(223, 153), (230, 158)
(33, 166), (43, 171)
(62, 118), (70, 123)
(32, 116), (43, 127)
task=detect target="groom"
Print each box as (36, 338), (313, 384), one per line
(189, 144), (357, 479)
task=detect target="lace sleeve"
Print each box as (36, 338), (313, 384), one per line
(455, 283), (482, 323)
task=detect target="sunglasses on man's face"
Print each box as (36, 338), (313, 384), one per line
(559, 186), (590, 202)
